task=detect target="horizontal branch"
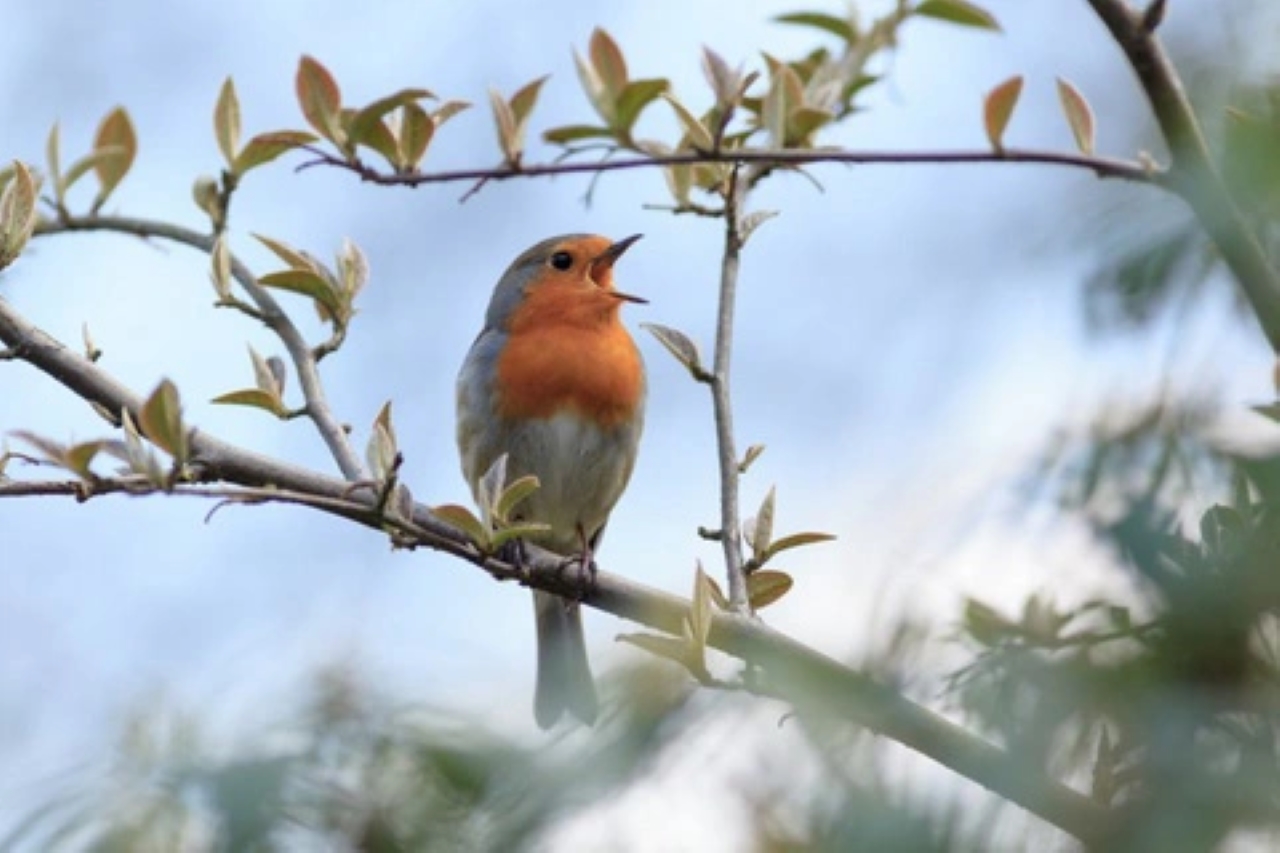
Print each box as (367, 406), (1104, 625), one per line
(0, 293), (1112, 843)
(305, 145), (1161, 188)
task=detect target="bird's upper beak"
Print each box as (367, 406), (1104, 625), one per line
(591, 234), (647, 304)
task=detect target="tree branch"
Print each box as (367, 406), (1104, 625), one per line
(32, 214), (368, 480)
(302, 146), (1160, 188)
(0, 291), (1113, 845)
(1084, 0), (1280, 352)
(712, 167), (748, 609)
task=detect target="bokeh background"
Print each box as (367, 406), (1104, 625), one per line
(1, 0), (1277, 848)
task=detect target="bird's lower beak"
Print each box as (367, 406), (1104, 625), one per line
(593, 234), (647, 304)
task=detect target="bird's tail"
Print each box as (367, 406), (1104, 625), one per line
(533, 590), (598, 728)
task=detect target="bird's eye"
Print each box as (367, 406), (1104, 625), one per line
(549, 251), (573, 271)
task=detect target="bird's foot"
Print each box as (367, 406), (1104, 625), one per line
(556, 549), (597, 601)
(498, 538), (532, 583)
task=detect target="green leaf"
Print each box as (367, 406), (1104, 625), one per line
(774, 12), (857, 43)
(259, 269), (343, 317)
(214, 77), (242, 167)
(763, 531), (836, 563)
(366, 400), (398, 480)
(45, 123), (62, 206)
(252, 233), (317, 271)
(1056, 77), (1095, 156)
(91, 107), (137, 211)
(614, 78), (669, 133)
(762, 63), (804, 148)
(589, 28), (629, 99)
(295, 55), (344, 145)
(348, 88), (434, 153)
(63, 441), (107, 479)
(662, 94), (714, 152)
(641, 322), (706, 380)
(915, 0), (1002, 31)
(495, 474), (540, 523)
(617, 632), (695, 665)
(232, 130), (317, 174)
(397, 102), (434, 170)
(489, 522), (552, 550)
(750, 486), (777, 557)
(542, 124), (615, 145)
(431, 503), (492, 547)
(509, 75), (548, 125)
(690, 564), (714, 648)
(983, 75), (1023, 150)
(747, 570), (793, 609)
(0, 160), (39, 270)
(139, 378), (188, 463)
(210, 388), (288, 417)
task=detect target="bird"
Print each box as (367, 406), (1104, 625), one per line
(456, 233), (647, 728)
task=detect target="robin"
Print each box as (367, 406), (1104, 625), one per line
(456, 233), (647, 728)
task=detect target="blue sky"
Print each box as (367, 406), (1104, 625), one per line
(1, 0), (1276, 847)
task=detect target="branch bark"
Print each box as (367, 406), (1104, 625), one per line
(0, 292), (1113, 845)
(712, 167), (748, 609)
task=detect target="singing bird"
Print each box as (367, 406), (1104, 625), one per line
(456, 233), (646, 728)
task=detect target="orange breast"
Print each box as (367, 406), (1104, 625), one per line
(495, 286), (644, 429)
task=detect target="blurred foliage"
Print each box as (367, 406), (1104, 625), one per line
(947, 398), (1280, 850)
(1084, 68), (1280, 335)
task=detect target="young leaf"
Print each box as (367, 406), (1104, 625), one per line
(747, 570), (794, 609)
(210, 388), (288, 417)
(214, 77), (242, 167)
(397, 102), (434, 170)
(739, 443), (765, 473)
(1056, 77), (1095, 155)
(349, 88), (434, 152)
(542, 124), (614, 145)
(510, 76), (548, 125)
(983, 75), (1023, 150)
(773, 12), (857, 43)
(252, 232), (316, 271)
(91, 107), (137, 211)
(750, 486), (777, 557)
(431, 504), (492, 548)
(366, 401), (398, 480)
(641, 322), (707, 380)
(589, 28), (629, 99)
(915, 0), (1002, 31)
(495, 474), (540, 524)
(478, 453), (509, 527)
(296, 55), (344, 145)
(614, 78), (669, 134)
(258, 270), (343, 318)
(740, 209), (779, 243)
(617, 632), (696, 667)
(233, 130), (317, 174)
(248, 345), (282, 396)
(139, 379), (188, 463)
(662, 94), (714, 151)
(0, 160), (39, 270)
(763, 531), (836, 563)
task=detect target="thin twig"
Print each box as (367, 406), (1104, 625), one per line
(32, 214), (368, 480)
(1084, 0), (1280, 352)
(303, 146), (1160, 189)
(712, 166), (748, 610)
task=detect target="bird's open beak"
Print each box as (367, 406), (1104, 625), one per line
(592, 234), (647, 304)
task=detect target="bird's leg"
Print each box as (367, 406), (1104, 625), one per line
(498, 537), (532, 583)
(554, 524), (598, 600)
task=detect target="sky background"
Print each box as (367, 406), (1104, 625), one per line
(1, 0), (1277, 848)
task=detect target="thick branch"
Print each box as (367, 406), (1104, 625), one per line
(0, 292), (1112, 844)
(32, 215), (367, 480)
(306, 146), (1159, 188)
(1085, 0), (1280, 352)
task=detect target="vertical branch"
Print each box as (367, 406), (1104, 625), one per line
(1084, 0), (1280, 352)
(712, 166), (748, 609)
